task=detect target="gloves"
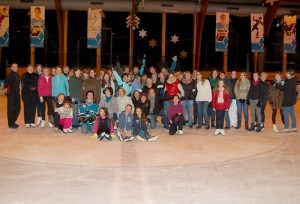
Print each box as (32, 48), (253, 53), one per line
(246, 100), (250, 105)
(239, 99), (245, 103)
(113, 113), (118, 121)
(256, 100), (261, 108)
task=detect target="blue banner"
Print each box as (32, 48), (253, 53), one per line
(87, 8), (102, 49)
(30, 6), (45, 48)
(215, 12), (229, 52)
(0, 6), (9, 47)
(283, 15), (296, 54)
(251, 13), (264, 52)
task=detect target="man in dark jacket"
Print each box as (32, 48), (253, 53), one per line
(4, 63), (21, 128)
(224, 71), (237, 129)
(259, 72), (269, 130)
(147, 88), (172, 129)
(275, 69), (298, 133)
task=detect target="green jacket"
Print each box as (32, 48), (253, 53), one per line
(69, 75), (82, 98)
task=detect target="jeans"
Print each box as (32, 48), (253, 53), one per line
(149, 109), (164, 129)
(216, 110), (225, 129)
(236, 100), (248, 123)
(260, 100), (267, 124)
(72, 97), (80, 127)
(197, 101), (209, 127)
(180, 100), (194, 126)
(37, 96), (42, 117)
(283, 106), (296, 129)
(193, 101), (198, 124)
(224, 99), (232, 127)
(207, 103), (215, 126)
(82, 123), (94, 134)
(172, 114), (185, 131)
(163, 101), (172, 128)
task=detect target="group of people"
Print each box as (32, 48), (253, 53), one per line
(4, 57), (298, 142)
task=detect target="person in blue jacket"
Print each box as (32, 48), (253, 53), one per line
(52, 66), (70, 98)
(116, 104), (134, 142)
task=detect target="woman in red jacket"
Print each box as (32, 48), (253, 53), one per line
(212, 80), (230, 136)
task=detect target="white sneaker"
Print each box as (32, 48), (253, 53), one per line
(25, 124), (30, 128)
(273, 124), (279, 133)
(49, 122), (53, 128)
(36, 117), (42, 126)
(30, 123), (36, 128)
(63, 129), (68, 133)
(67, 128), (73, 133)
(214, 129), (220, 135)
(147, 135), (158, 142)
(41, 120), (45, 128)
(136, 135), (147, 142)
(178, 130), (183, 135)
(219, 129), (226, 136)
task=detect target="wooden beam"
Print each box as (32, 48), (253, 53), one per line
(161, 12), (166, 65)
(30, 47), (35, 65)
(63, 10), (68, 67)
(129, 0), (135, 68)
(264, 0), (283, 37)
(253, 52), (258, 73)
(96, 48), (101, 70)
(193, 13), (198, 70)
(55, 0), (64, 67)
(223, 52), (228, 73)
(282, 52), (287, 74)
(195, 0), (210, 70)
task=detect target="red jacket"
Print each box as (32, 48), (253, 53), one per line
(38, 76), (52, 97)
(165, 80), (179, 96)
(212, 89), (230, 110)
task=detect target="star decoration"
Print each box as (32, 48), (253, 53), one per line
(265, 0), (278, 6)
(149, 39), (157, 48)
(284, 15), (296, 26)
(180, 50), (188, 59)
(171, 34), (179, 44)
(139, 29), (147, 38)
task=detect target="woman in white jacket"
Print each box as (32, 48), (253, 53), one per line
(195, 72), (212, 129)
(115, 87), (134, 116)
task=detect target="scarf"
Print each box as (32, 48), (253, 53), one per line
(105, 96), (112, 103)
(253, 80), (259, 86)
(148, 96), (155, 114)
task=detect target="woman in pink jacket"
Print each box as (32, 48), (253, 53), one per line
(38, 67), (54, 128)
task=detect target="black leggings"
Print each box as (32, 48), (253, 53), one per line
(272, 108), (285, 125)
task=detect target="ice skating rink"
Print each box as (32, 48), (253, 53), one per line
(0, 96), (299, 204)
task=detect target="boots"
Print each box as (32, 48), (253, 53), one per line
(235, 121), (241, 129)
(255, 123), (262, 132)
(248, 123), (256, 132)
(245, 122), (249, 131)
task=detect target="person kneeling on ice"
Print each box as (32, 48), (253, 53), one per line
(92, 107), (115, 141)
(54, 100), (73, 133)
(133, 107), (158, 142)
(168, 95), (185, 135)
(116, 104), (134, 142)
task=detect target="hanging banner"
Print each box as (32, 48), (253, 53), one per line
(30, 6), (45, 48)
(283, 15), (296, 54)
(87, 8), (102, 49)
(0, 6), (9, 47)
(251, 13), (264, 52)
(215, 12), (229, 52)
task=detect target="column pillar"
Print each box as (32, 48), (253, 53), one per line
(253, 52), (258, 73)
(63, 10), (68, 66)
(282, 52), (287, 74)
(30, 47), (35, 65)
(193, 13), (198, 70)
(96, 48), (101, 71)
(161, 12), (166, 65)
(223, 52), (228, 72)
